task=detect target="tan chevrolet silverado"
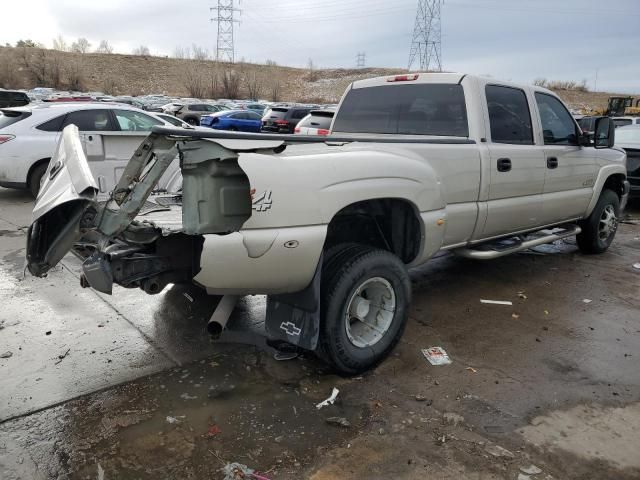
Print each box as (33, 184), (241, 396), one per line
(26, 73), (630, 374)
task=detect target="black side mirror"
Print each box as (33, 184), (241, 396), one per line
(594, 117), (615, 149)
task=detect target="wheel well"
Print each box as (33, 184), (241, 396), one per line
(324, 199), (422, 264)
(603, 173), (626, 199)
(27, 158), (50, 183)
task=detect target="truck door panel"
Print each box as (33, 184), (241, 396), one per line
(480, 84), (545, 238)
(533, 92), (597, 223)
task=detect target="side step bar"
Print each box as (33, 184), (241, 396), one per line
(452, 225), (581, 260)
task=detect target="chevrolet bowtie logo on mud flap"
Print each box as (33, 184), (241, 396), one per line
(279, 321), (302, 337)
(251, 189), (273, 212)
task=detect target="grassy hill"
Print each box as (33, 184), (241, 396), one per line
(0, 46), (635, 110)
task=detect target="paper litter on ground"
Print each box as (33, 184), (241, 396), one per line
(421, 347), (452, 366)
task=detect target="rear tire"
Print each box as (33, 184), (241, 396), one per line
(28, 163), (48, 198)
(318, 244), (411, 375)
(577, 189), (620, 254)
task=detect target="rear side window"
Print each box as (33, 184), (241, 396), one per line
(0, 110), (32, 129)
(486, 85), (533, 145)
(36, 114), (65, 132)
(0, 92), (29, 107)
(535, 93), (578, 145)
(332, 84), (469, 136)
(62, 110), (116, 131)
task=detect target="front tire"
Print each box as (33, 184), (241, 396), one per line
(29, 163), (48, 198)
(577, 189), (620, 254)
(319, 244), (411, 375)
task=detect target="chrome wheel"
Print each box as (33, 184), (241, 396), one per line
(345, 277), (396, 348)
(598, 204), (617, 241)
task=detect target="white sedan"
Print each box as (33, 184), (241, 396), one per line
(0, 102), (177, 197)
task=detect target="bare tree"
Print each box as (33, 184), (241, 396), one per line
(173, 46), (189, 59)
(19, 48), (63, 88)
(221, 69), (240, 99)
(0, 51), (19, 88)
(183, 67), (207, 98)
(71, 38), (91, 54)
(191, 44), (209, 61)
(16, 39), (38, 48)
(66, 60), (85, 91)
(307, 58), (317, 81)
(132, 45), (150, 56)
(265, 59), (277, 67)
(102, 76), (119, 95)
(52, 35), (68, 52)
(270, 79), (281, 102)
(95, 40), (114, 54)
(207, 68), (221, 98)
(244, 72), (262, 100)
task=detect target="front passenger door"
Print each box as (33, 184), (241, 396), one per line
(534, 93), (596, 225)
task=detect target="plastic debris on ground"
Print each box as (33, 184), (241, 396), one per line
(480, 299), (513, 305)
(222, 462), (271, 480)
(316, 387), (340, 409)
(512, 313), (520, 320)
(583, 298), (593, 304)
(466, 366), (477, 373)
(206, 424), (222, 437)
(166, 416), (180, 424)
(633, 263), (640, 270)
(0, 351), (13, 359)
(422, 347), (452, 366)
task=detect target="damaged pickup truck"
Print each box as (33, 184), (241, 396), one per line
(26, 73), (629, 374)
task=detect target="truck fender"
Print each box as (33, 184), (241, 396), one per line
(584, 164), (627, 217)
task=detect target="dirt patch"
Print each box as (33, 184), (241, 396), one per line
(520, 403), (640, 471)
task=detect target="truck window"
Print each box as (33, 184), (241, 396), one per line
(486, 85), (533, 145)
(534, 93), (578, 145)
(332, 84), (469, 137)
(613, 119), (632, 128)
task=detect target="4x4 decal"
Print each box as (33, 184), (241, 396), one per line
(251, 189), (273, 212)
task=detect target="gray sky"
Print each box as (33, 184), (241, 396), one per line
(2, 0), (639, 92)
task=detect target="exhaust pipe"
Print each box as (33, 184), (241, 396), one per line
(206, 295), (239, 339)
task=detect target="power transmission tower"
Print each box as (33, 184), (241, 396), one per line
(356, 52), (366, 68)
(211, 0), (240, 63)
(408, 0), (442, 72)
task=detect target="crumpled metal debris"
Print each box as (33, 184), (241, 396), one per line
(222, 462), (271, 480)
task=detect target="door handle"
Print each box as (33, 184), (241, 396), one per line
(547, 157), (558, 169)
(497, 158), (512, 172)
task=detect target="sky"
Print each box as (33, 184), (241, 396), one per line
(1, 0), (639, 92)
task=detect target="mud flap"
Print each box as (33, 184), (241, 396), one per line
(265, 254), (322, 351)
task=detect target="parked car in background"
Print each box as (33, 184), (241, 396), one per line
(261, 106), (313, 133)
(200, 110), (263, 132)
(615, 125), (640, 198)
(0, 90), (31, 108)
(174, 103), (229, 125)
(612, 116), (640, 128)
(0, 103), (172, 197)
(295, 109), (335, 135)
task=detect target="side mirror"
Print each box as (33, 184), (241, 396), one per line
(594, 117), (615, 149)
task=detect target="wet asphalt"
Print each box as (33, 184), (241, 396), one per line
(0, 186), (639, 480)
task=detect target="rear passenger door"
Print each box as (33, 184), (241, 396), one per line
(533, 92), (596, 224)
(481, 84), (545, 238)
